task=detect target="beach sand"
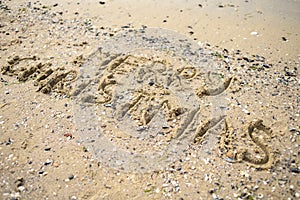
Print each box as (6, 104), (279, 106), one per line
(0, 0), (299, 199)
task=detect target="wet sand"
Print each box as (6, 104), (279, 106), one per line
(45, 0), (300, 61)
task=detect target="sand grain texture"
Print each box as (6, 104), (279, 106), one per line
(0, 0), (299, 199)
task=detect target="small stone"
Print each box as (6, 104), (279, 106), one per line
(257, 194), (264, 199)
(253, 185), (259, 191)
(278, 178), (288, 185)
(171, 180), (178, 187)
(204, 174), (210, 182)
(149, 79), (155, 86)
(44, 147), (51, 151)
(212, 193), (218, 199)
(226, 150), (235, 159)
(53, 162), (59, 167)
(162, 125), (169, 129)
(21, 140), (27, 149)
(243, 57), (254, 62)
(104, 184), (112, 189)
(15, 177), (24, 187)
(68, 174), (74, 180)
(44, 159), (53, 165)
(240, 171), (250, 178)
(250, 31), (258, 36)
(202, 158), (210, 165)
(242, 108), (250, 115)
(17, 186), (25, 192)
(295, 192), (300, 198)
(5, 138), (13, 145)
(290, 168), (300, 173)
(99, 1), (105, 5)
(3, 193), (9, 196)
(11, 192), (21, 199)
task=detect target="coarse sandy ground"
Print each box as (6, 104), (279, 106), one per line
(0, 0), (299, 199)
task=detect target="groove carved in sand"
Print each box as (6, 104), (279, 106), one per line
(1, 53), (275, 170)
(77, 52), (243, 166)
(196, 72), (235, 97)
(237, 120), (275, 168)
(194, 118), (275, 168)
(1, 29), (277, 171)
(96, 55), (185, 127)
(1, 55), (78, 94)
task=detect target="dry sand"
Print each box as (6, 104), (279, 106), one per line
(0, 0), (299, 199)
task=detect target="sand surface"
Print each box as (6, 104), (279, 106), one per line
(0, 0), (299, 199)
